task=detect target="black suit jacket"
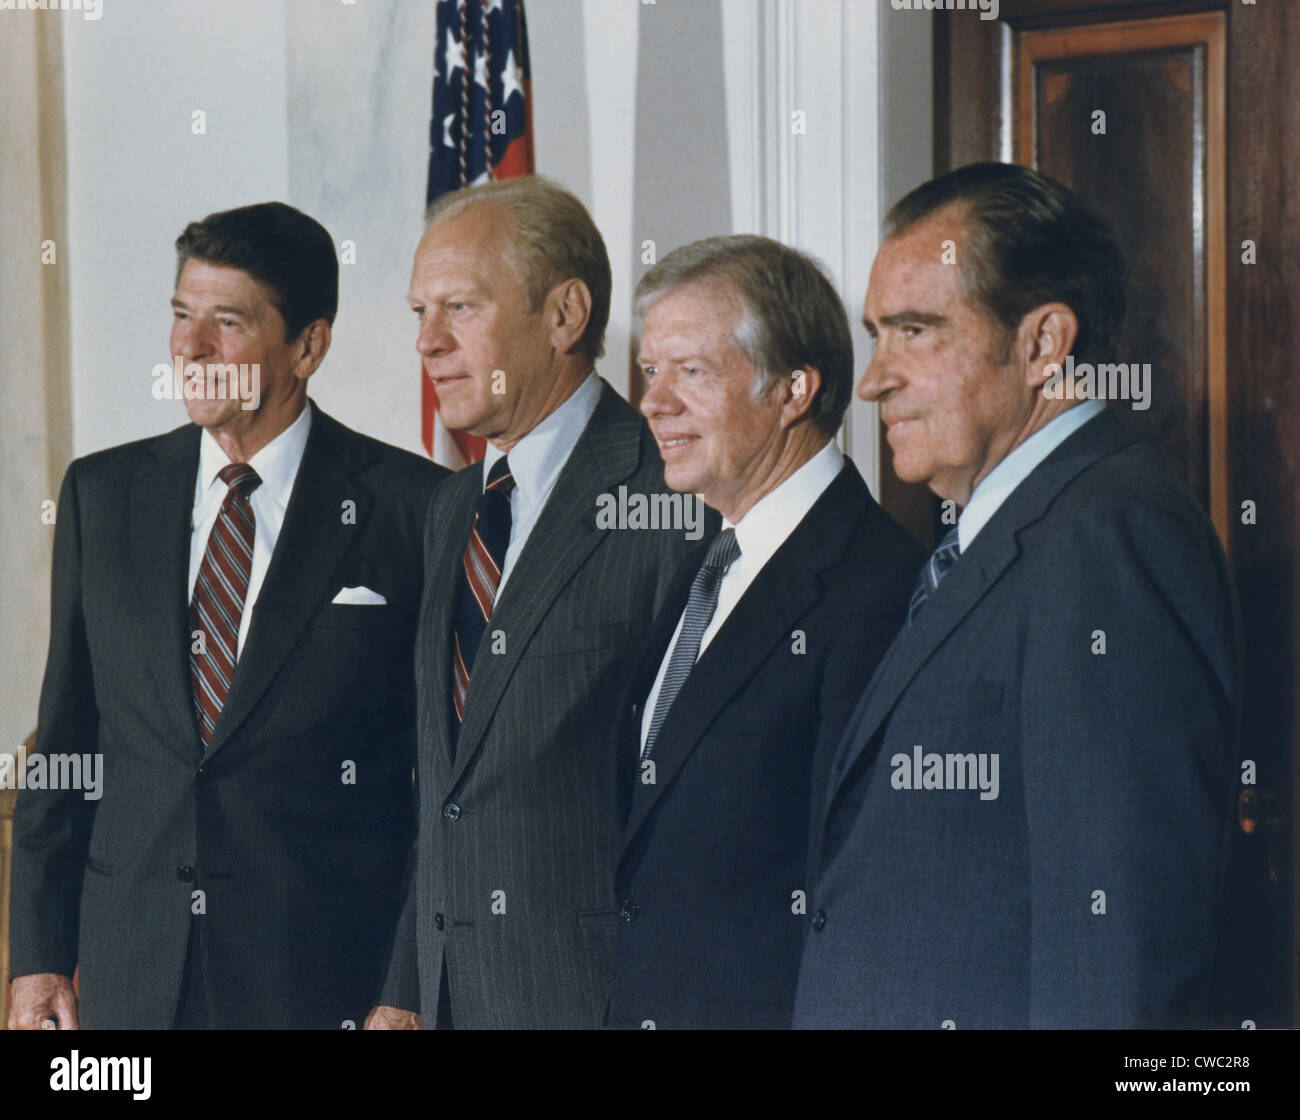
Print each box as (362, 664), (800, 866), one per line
(380, 381), (713, 1028)
(605, 459), (923, 1029)
(795, 410), (1242, 1029)
(9, 402), (447, 1028)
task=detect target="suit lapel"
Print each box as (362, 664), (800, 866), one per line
(824, 410), (1136, 805)
(609, 546), (704, 830)
(620, 464), (868, 850)
(202, 406), (376, 761)
(448, 383), (643, 789)
(130, 424), (204, 760)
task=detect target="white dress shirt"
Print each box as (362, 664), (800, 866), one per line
(480, 370), (602, 600)
(639, 439), (845, 749)
(188, 403), (312, 657)
(958, 400), (1104, 553)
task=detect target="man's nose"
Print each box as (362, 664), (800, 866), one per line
(174, 317), (213, 361)
(638, 370), (678, 418)
(857, 348), (897, 402)
(416, 310), (452, 357)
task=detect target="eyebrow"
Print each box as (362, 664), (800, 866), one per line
(862, 310), (950, 332)
(170, 298), (252, 318)
(637, 350), (713, 368)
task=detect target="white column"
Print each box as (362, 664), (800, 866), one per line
(722, 0), (887, 495)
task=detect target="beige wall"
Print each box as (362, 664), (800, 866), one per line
(0, 18), (71, 757)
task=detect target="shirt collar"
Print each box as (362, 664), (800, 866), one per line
(725, 439), (845, 571)
(196, 400), (313, 509)
(958, 400), (1104, 552)
(480, 371), (601, 501)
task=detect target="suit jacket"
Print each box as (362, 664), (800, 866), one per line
(9, 402), (447, 1028)
(794, 410), (1242, 1029)
(605, 460), (923, 1029)
(379, 380), (712, 1028)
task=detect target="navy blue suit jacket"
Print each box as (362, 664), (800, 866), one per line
(606, 459), (923, 1029)
(795, 411), (1242, 1029)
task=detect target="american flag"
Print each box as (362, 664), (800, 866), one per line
(422, 0), (535, 468)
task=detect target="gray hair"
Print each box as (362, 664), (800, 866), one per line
(427, 176), (612, 362)
(634, 235), (853, 436)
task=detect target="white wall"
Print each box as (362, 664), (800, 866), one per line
(57, 0), (926, 477)
(63, 0), (288, 456)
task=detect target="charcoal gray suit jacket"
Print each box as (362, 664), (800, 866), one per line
(9, 402), (446, 1028)
(380, 380), (710, 1028)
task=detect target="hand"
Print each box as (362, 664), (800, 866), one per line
(9, 973), (79, 1030)
(365, 1004), (421, 1030)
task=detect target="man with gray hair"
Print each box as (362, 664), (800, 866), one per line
(368, 176), (706, 1029)
(604, 235), (922, 1029)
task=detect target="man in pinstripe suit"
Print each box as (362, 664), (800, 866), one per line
(369, 177), (707, 1029)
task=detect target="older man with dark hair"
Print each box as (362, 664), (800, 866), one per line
(8, 201), (447, 1029)
(602, 234), (922, 1029)
(795, 163), (1241, 1029)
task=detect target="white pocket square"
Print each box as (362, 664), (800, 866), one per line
(331, 586), (387, 606)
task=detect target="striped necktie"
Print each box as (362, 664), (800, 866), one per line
(907, 526), (961, 625)
(641, 528), (741, 761)
(189, 462), (262, 745)
(452, 456), (515, 724)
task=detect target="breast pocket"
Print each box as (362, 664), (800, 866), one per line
(315, 604), (400, 631)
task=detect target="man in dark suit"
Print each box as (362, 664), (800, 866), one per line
(368, 177), (705, 1030)
(604, 236), (922, 1030)
(795, 164), (1241, 1029)
(8, 202), (447, 1029)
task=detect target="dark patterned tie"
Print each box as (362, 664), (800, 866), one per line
(452, 456), (515, 723)
(641, 528), (741, 761)
(907, 526), (961, 625)
(190, 463), (262, 745)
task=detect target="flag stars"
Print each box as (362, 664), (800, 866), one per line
(501, 48), (524, 104)
(443, 26), (466, 82)
(472, 49), (491, 93)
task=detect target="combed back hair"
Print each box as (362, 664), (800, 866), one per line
(633, 234), (854, 437)
(884, 162), (1127, 365)
(174, 201), (339, 340)
(426, 176), (612, 362)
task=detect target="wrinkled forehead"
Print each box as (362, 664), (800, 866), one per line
(865, 206), (972, 319)
(640, 283), (746, 354)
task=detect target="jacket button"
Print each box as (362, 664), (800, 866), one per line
(619, 899), (639, 922)
(811, 908), (827, 932)
(434, 913), (445, 931)
(443, 803), (461, 821)
(176, 865), (195, 882)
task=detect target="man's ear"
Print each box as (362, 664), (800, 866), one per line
(293, 319), (332, 382)
(547, 278), (593, 356)
(779, 366), (821, 428)
(1020, 303), (1077, 389)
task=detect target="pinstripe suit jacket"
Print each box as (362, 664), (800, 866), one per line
(9, 403), (446, 1028)
(380, 381), (711, 1028)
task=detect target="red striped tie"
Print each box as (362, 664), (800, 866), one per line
(189, 463), (262, 745)
(452, 457), (514, 723)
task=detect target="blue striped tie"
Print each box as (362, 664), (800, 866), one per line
(907, 526), (961, 625)
(641, 528), (741, 761)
